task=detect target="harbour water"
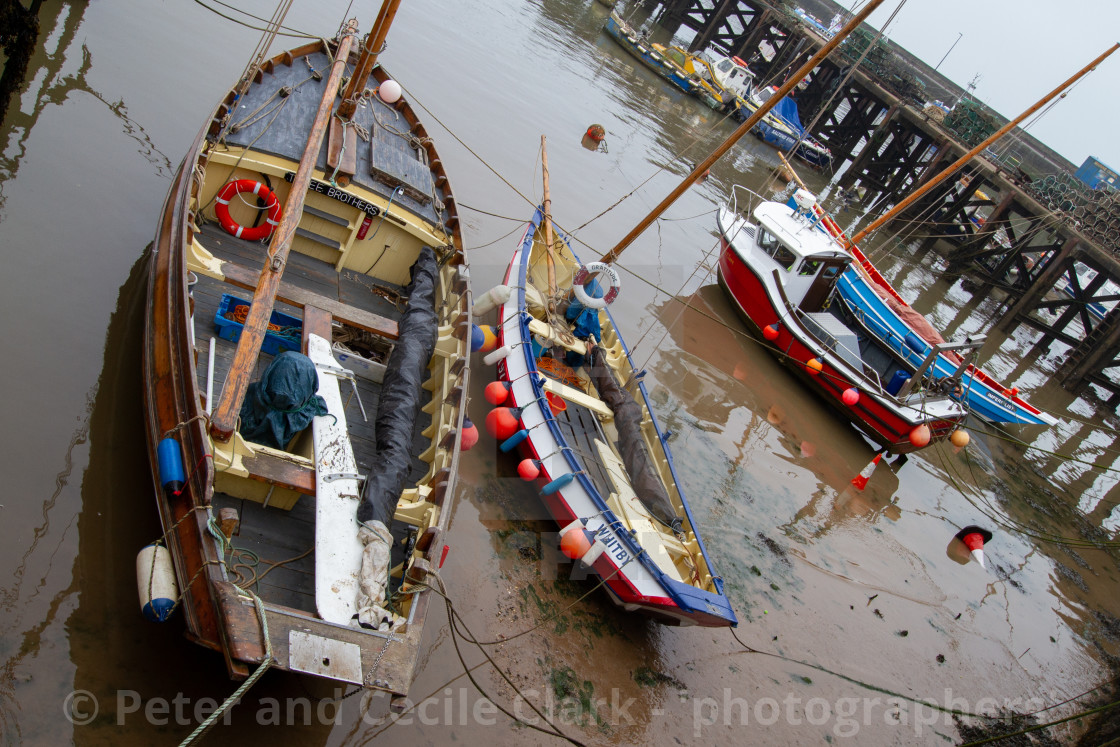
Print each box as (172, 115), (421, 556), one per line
(3, 0), (1120, 744)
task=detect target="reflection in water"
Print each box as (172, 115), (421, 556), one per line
(0, 1), (171, 219)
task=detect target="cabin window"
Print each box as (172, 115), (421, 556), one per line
(821, 265), (841, 280)
(717, 59), (732, 73)
(799, 259), (822, 276)
(773, 246), (796, 270)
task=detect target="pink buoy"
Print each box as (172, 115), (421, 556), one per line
(460, 418), (479, 451)
(842, 387), (860, 406)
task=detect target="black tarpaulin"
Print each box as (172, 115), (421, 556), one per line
(238, 351), (328, 449)
(356, 247), (439, 526)
(588, 346), (681, 531)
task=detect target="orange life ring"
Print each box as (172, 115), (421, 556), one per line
(215, 179), (283, 241)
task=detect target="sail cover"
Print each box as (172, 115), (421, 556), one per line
(356, 246), (439, 527)
(773, 95), (806, 135)
(588, 346), (681, 531)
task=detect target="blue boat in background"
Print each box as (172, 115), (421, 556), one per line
(744, 86), (832, 168)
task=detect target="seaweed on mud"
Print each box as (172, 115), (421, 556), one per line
(632, 666), (685, 690)
(954, 709), (1064, 746)
(756, 532), (790, 564)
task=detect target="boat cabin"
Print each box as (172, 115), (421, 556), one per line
(750, 200), (851, 313)
(703, 53), (755, 99)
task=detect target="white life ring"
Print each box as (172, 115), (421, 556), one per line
(572, 262), (621, 309)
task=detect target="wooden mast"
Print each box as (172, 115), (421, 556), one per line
(540, 135), (559, 310)
(848, 43), (1119, 246)
(329, 0), (403, 182)
(209, 22), (361, 443)
(597, 0), (887, 266)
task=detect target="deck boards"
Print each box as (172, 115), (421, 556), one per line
(192, 225), (433, 612)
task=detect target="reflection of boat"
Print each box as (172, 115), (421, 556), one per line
(741, 86), (832, 168)
(716, 187), (973, 454)
(604, 11), (716, 105)
(142, 4), (470, 705)
(479, 140), (737, 627)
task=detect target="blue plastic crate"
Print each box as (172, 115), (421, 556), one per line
(214, 293), (302, 356)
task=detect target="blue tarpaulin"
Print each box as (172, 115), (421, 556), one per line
(772, 96), (805, 135)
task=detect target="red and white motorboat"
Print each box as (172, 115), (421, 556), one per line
(716, 187), (975, 455)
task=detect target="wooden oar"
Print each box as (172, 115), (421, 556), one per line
(541, 134), (559, 311)
(210, 23), (361, 443)
(597, 0), (887, 266)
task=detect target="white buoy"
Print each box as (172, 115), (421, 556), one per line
(136, 544), (179, 622)
(473, 285), (512, 317)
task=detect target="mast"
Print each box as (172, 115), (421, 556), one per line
(541, 135), (559, 310)
(329, 0), (403, 182)
(598, 0), (888, 266)
(210, 22), (361, 443)
(848, 43), (1119, 247)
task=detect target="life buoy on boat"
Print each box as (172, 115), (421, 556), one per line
(571, 262), (621, 309)
(214, 179), (283, 241)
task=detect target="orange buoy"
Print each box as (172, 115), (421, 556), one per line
(908, 424), (931, 448)
(560, 526), (593, 560)
(949, 429), (970, 448)
(585, 124), (606, 142)
(806, 358), (823, 375)
(763, 324), (779, 341)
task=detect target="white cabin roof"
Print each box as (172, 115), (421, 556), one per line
(752, 201), (848, 261)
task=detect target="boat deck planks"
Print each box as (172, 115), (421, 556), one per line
(192, 225), (433, 615)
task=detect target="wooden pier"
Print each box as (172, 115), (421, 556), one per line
(634, 0), (1120, 403)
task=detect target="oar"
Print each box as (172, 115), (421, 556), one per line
(210, 23), (362, 443)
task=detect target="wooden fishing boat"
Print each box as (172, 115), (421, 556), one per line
(603, 10), (716, 105)
(716, 187), (973, 454)
(141, 3), (470, 709)
(473, 140), (737, 627)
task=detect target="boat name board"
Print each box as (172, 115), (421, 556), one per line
(594, 524), (631, 564)
(285, 173), (382, 217)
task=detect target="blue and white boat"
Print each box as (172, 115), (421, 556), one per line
(742, 85), (832, 168)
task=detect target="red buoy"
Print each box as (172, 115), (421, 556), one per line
(909, 424), (931, 448)
(560, 527), (593, 560)
(485, 407), (521, 440)
(585, 124), (605, 142)
(763, 324), (779, 341)
(842, 388), (859, 406)
(517, 459), (541, 481)
(484, 380), (511, 406)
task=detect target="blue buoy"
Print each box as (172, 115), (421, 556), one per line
(903, 332), (925, 354)
(500, 429), (530, 452)
(470, 324), (485, 352)
(157, 438), (185, 494)
(541, 472), (576, 495)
